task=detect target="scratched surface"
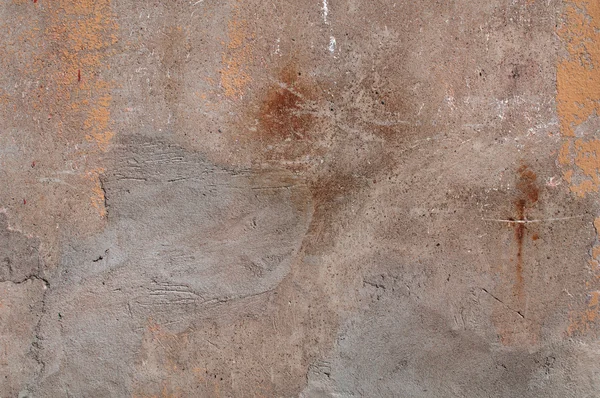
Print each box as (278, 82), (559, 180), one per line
(2, 0), (600, 397)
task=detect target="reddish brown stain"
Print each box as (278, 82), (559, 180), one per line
(78, 69), (81, 82)
(512, 165), (539, 299)
(516, 165), (539, 203)
(531, 233), (539, 241)
(258, 64), (315, 144)
(232, 60), (325, 170)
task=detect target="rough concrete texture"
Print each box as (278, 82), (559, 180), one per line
(2, 0), (600, 396)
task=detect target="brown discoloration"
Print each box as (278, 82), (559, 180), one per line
(513, 165), (539, 299)
(234, 60), (323, 170)
(514, 199), (526, 297)
(220, 7), (253, 99)
(258, 64), (315, 143)
(491, 164), (542, 346)
(568, 217), (600, 336)
(517, 165), (539, 204)
(557, 0), (600, 196)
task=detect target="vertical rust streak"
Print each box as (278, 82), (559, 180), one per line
(514, 199), (526, 299)
(512, 165), (539, 303)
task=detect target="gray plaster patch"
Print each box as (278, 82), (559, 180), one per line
(32, 136), (312, 396)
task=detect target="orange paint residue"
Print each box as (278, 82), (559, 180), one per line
(568, 291), (600, 336)
(26, 0), (118, 217)
(85, 168), (107, 218)
(558, 2), (600, 337)
(557, 0), (600, 196)
(220, 7), (253, 98)
(567, 217), (600, 335)
(557, 0), (600, 137)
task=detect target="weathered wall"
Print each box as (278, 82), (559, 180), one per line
(2, 0), (600, 397)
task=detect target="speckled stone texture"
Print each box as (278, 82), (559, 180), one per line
(2, 0), (600, 397)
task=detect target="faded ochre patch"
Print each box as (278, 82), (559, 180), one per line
(558, 1), (600, 336)
(31, 0), (117, 217)
(0, 0), (118, 267)
(557, 0), (600, 196)
(220, 4), (254, 98)
(567, 217), (600, 336)
(86, 168), (107, 218)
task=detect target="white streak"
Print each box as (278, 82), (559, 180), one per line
(322, 0), (329, 23)
(482, 215), (586, 224)
(328, 36), (336, 53)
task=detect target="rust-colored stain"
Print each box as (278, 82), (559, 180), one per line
(568, 290), (600, 336)
(43, 0), (116, 217)
(258, 64), (315, 143)
(233, 60), (323, 170)
(557, 0), (600, 138)
(86, 168), (107, 218)
(512, 165), (539, 299)
(491, 164), (540, 346)
(0, 0), (118, 267)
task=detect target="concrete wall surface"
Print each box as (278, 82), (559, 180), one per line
(2, 0), (600, 397)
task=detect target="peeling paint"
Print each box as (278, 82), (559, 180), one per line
(567, 216), (600, 336)
(557, 0), (600, 337)
(557, 0), (600, 196)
